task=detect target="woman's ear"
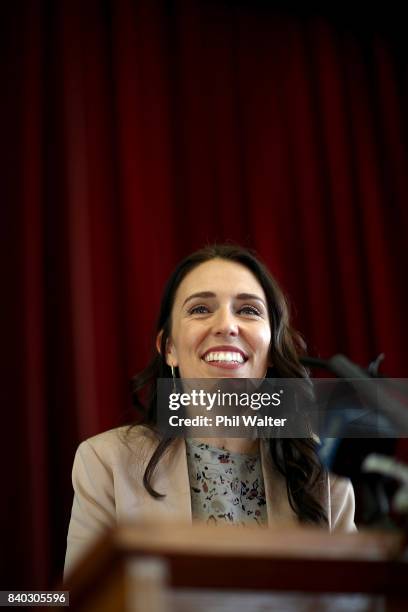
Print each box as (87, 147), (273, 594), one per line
(156, 330), (164, 355)
(156, 330), (178, 367)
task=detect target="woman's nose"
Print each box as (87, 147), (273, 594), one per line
(213, 308), (239, 336)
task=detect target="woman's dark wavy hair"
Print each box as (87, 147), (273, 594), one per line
(130, 244), (328, 526)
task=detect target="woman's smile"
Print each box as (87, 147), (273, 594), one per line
(201, 345), (248, 369)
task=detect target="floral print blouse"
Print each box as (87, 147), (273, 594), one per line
(185, 439), (267, 527)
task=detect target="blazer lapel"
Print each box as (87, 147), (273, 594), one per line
(143, 438), (192, 523)
(260, 439), (298, 526)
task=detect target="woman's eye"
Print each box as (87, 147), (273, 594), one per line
(189, 305), (210, 315)
(238, 305), (261, 316)
(188, 304), (261, 316)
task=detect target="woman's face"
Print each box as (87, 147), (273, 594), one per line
(163, 259), (272, 378)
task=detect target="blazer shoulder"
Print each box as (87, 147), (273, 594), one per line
(65, 425), (160, 579)
(328, 473), (357, 532)
(79, 424), (159, 461)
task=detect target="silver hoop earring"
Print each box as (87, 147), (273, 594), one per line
(171, 365), (177, 393)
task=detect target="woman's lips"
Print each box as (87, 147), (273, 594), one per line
(203, 360), (245, 370)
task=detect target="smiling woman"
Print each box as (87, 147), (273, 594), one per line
(64, 244), (356, 578)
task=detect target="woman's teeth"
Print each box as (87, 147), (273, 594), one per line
(204, 351), (245, 363)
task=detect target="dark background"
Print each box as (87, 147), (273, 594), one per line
(2, 0), (408, 589)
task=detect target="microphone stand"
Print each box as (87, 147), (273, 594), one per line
(301, 354), (408, 531)
(300, 354), (408, 433)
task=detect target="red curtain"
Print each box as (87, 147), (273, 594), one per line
(2, 0), (408, 589)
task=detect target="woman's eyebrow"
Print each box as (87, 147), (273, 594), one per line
(236, 293), (266, 307)
(182, 291), (216, 306)
(182, 291), (266, 307)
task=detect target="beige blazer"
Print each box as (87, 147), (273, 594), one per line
(64, 426), (356, 577)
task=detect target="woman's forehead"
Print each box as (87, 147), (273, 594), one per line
(175, 259), (266, 302)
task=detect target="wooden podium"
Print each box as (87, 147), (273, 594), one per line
(62, 523), (408, 612)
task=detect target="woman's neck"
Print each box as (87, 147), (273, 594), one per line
(191, 437), (259, 455)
